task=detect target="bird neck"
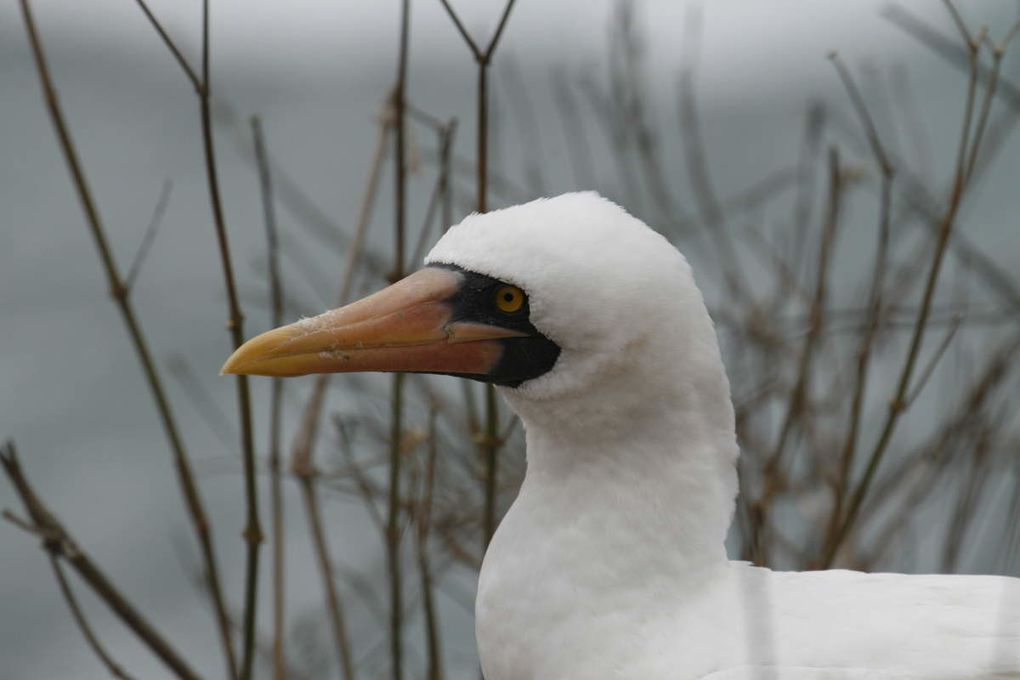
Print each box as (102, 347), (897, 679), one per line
(498, 349), (739, 583)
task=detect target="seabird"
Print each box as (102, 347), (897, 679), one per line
(224, 192), (1020, 679)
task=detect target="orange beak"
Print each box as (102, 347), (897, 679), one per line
(221, 267), (526, 378)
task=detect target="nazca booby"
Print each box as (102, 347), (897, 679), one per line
(224, 192), (1020, 679)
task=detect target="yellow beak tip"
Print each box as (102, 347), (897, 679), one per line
(220, 353), (247, 376)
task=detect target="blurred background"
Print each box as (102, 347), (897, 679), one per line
(2, 0), (1019, 678)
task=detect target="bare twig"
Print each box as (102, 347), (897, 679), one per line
(418, 406), (443, 680)
(822, 9), (999, 564)
(125, 179), (173, 291)
(166, 355), (237, 452)
(903, 315), (961, 407)
(754, 148), (844, 564)
(941, 427), (993, 572)
(131, 0), (201, 94)
(333, 416), (387, 533)
(882, 4), (1020, 110)
(858, 335), (1020, 565)
(410, 119), (458, 267)
(196, 4), (264, 672)
(288, 103), (392, 481)
(437, 0), (518, 551)
(822, 54), (896, 563)
(251, 115), (287, 680)
(135, 2), (264, 670)
(829, 53), (893, 174)
(389, 2), (412, 678)
(294, 467), (356, 680)
(17, 3), (235, 675)
(1, 442), (201, 680)
(50, 556), (136, 680)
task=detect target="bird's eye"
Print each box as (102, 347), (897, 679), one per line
(495, 285), (525, 313)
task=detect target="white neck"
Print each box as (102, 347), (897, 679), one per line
(510, 330), (742, 558)
(509, 362), (736, 576)
(476, 346), (738, 678)
(482, 333), (738, 596)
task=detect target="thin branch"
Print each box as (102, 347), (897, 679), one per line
(822, 15), (996, 563)
(858, 336), (1020, 565)
(288, 103), (392, 484)
(962, 33), (1006, 184)
(165, 355), (237, 453)
(125, 179), (173, 291)
(755, 148), (844, 564)
(50, 556), (136, 680)
(436, 0), (518, 553)
(485, 0), (518, 57)
(195, 2), (263, 674)
(17, 3), (234, 675)
(281, 104), (392, 680)
(822, 54), (896, 563)
(294, 469), (356, 680)
(333, 416), (387, 533)
(1, 442), (201, 680)
(941, 427), (993, 572)
(882, 4), (1020, 109)
(904, 315), (961, 407)
(418, 406), (443, 680)
(390, 2), (412, 678)
(410, 120), (458, 267)
(251, 115), (287, 680)
(2, 509), (37, 534)
(131, 0), (202, 93)
(829, 53), (894, 175)
(941, 0), (974, 49)
(437, 0), (482, 60)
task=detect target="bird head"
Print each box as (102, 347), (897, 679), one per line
(223, 192), (724, 426)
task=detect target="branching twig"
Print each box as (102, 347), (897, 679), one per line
(1, 442), (201, 680)
(754, 148), (844, 564)
(822, 54), (896, 563)
(197, 5), (264, 672)
(822, 7), (1000, 564)
(131, 0), (201, 94)
(16, 3), (235, 675)
(50, 556), (136, 680)
(437, 0), (518, 551)
(125, 179), (173, 291)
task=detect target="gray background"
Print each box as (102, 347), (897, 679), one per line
(1, 1), (1017, 678)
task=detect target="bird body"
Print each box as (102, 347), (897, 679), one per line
(481, 518), (1019, 679)
(226, 192), (1020, 679)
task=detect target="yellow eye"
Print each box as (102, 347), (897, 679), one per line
(495, 285), (525, 313)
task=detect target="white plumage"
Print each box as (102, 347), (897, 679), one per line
(424, 192), (1020, 679)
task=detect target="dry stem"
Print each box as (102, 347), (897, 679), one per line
(437, 0), (518, 550)
(1, 443), (201, 680)
(252, 115), (287, 680)
(389, 2), (412, 678)
(17, 2), (236, 674)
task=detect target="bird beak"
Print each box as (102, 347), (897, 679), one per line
(221, 267), (525, 378)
